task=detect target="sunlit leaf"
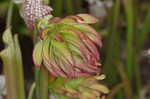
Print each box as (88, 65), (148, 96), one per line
(33, 41), (43, 67)
(48, 76), (109, 99)
(89, 84), (109, 94)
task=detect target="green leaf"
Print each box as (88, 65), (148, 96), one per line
(65, 78), (85, 89)
(67, 43), (81, 55)
(42, 37), (51, 61)
(2, 27), (13, 45)
(37, 15), (53, 30)
(33, 41), (43, 67)
(60, 32), (82, 55)
(52, 39), (73, 65)
(49, 77), (66, 88)
(89, 84), (109, 94)
(60, 31), (81, 43)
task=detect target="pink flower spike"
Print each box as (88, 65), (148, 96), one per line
(21, 0), (53, 31)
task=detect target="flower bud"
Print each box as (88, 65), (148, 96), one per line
(33, 14), (102, 78)
(48, 75), (109, 99)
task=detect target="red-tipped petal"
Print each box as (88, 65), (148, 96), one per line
(79, 33), (100, 60)
(76, 14), (98, 24)
(43, 60), (59, 77)
(75, 64), (100, 73)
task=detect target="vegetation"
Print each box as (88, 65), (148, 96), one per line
(0, 0), (150, 99)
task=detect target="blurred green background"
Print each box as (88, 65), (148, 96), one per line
(0, 0), (150, 99)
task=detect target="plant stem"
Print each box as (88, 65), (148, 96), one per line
(116, 62), (133, 99)
(104, 0), (120, 87)
(134, 7), (150, 98)
(103, 0), (123, 98)
(35, 68), (40, 99)
(28, 83), (36, 99)
(14, 35), (26, 99)
(139, 8), (150, 47)
(65, 0), (73, 14)
(6, 2), (13, 28)
(34, 42), (49, 99)
(35, 67), (49, 99)
(52, 0), (63, 16)
(124, 0), (142, 97)
(107, 83), (124, 99)
(123, 0), (135, 81)
(34, 1), (49, 99)
(74, 0), (82, 13)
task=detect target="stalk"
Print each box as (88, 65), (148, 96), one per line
(34, 1), (49, 99)
(34, 36), (49, 99)
(6, 2), (13, 28)
(34, 22), (49, 99)
(123, 0), (135, 80)
(103, 0), (123, 98)
(134, 6), (150, 98)
(74, 0), (82, 13)
(116, 62), (133, 99)
(52, 0), (63, 16)
(65, 0), (73, 14)
(139, 8), (150, 47)
(37, 67), (49, 99)
(28, 83), (36, 99)
(123, 0), (141, 96)
(104, 0), (120, 86)
(14, 35), (26, 99)
(107, 83), (124, 99)
(0, 1), (26, 99)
